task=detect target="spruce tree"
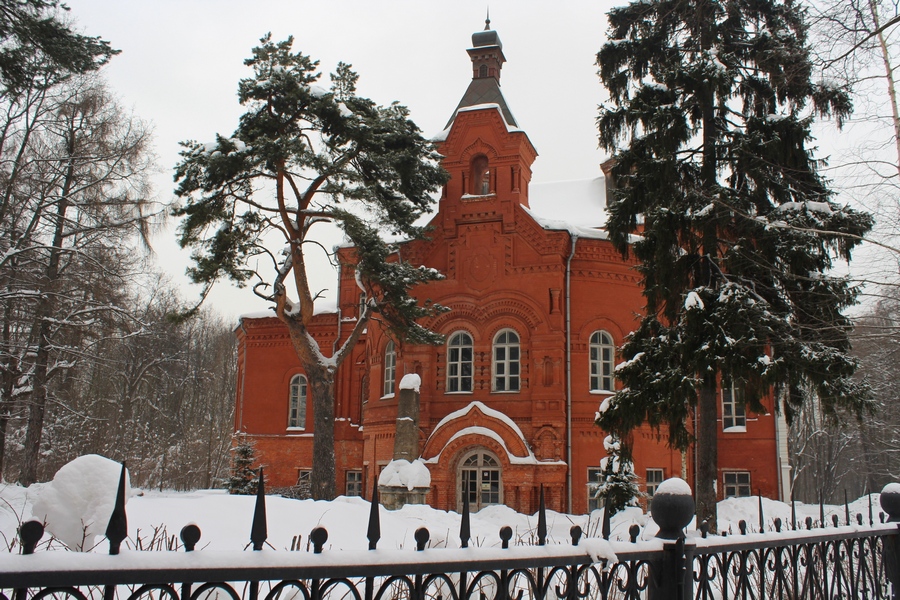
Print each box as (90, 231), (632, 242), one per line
(595, 0), (874, 531)
(227, 437), (258, 495)
(174, 35), (447, 500)
(596, 435), (641, 516)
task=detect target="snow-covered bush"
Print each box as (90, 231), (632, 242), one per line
(31, 454), (130, 551)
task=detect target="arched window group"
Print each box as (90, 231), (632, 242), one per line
(442, 328), (616, 394)
(288, 374), (307, 429)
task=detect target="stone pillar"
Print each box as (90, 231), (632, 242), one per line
(379, 374), (429, 510)
(394, 386), (419, 461)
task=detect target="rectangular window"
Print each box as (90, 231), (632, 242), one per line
(587, 467), (604, 512)
(345, 470), (363, 497)
(722, 385), (746, 430)
(724, 471), (752, 498)
(297, 469), (312, 497)
(646, 468), (664, 497)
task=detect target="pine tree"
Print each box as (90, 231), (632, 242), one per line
(227, 436), (258, 495)
(595, 0), (874, 531)
(173, 35), (447, 500)
(0, 0), (117, 93)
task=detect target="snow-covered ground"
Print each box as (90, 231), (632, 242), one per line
(0, 479), (888, 554)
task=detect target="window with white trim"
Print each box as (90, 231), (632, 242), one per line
(587, 467), (604, 512)
(590, 331), (615, 392)
(288, 374), (307, 429)
(722, 384), (746, 430)
(492, 329), (520, 392)
(447, 331), (473, 392)
(646, 468), (664, 498)
(383, 341), (396, 397)
(724, 471), (752, 498)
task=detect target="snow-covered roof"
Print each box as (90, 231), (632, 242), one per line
(430, 400), (528, 443)
(528, 177), (608, 230)
(433, 102), (525, 142)
(239, 298), (339, 322)
(521, 176), (613, 239)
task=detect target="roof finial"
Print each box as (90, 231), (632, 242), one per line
(485, 7), (491, 31)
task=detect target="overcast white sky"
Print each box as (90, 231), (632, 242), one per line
(62, 1), (886, 320)
(59, 1), (622, 320)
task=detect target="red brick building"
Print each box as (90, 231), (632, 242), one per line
(234, 23), (790, 514)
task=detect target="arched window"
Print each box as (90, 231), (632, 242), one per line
(288, 374), (307, 429)
(470, 154), (490, 195)
(589, 331), (615, 392)
(493, 329), (520, 392)
(479, 64), (488, 78)
(459, 449), (502, 512)
(446, 331), (473, 393)
(383, 340), (396, 397)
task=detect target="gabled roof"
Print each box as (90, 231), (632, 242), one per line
(444, 76), (518, 130)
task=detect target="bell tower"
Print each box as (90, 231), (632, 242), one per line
(437, 18), (538, 227)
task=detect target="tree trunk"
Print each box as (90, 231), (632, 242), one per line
(19, 131), (74, 486)
(0, 285), (18, 478)
(308, 373), (336, 500)
(696, 376), (718, 533)
(21, 313), (52, 485)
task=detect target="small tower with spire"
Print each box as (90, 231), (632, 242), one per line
(468, 11), (505, 81)
(436, 16), (537, 224)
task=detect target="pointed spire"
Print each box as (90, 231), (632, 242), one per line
(250, 467), (267, 551)
(459, 497), (471, 548)
(367, 477), (381, 550)
(485, 8), (491, 30)
(106, 462), (128, 555)
(537, 485), (547, 545)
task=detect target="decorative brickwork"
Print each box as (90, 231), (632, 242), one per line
(233, 23), (782, 514)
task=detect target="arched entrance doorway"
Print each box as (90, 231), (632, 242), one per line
(459, 449), (502, 512)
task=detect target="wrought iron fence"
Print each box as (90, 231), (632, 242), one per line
(1, 464), (899, 600)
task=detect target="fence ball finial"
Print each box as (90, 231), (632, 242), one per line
(880, 483), (900, 522)
(650, 477), (694, 540)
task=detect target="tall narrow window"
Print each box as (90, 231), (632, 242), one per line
(587, 467), (604, 512)
(493, 329), (520, 392)
(288, 374), (307, 429)
(383, 341), (396, 397)
(722, 384), (746, 430)
(479, 64), (488, 78)
(470, 155), (489, 195)
(447, 332), (473, 392)
(589, 331), (615, 392)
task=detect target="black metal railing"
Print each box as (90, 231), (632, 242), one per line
(1, 465), (898, 600)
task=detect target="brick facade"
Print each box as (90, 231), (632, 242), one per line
(233, 24), (783, 514)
